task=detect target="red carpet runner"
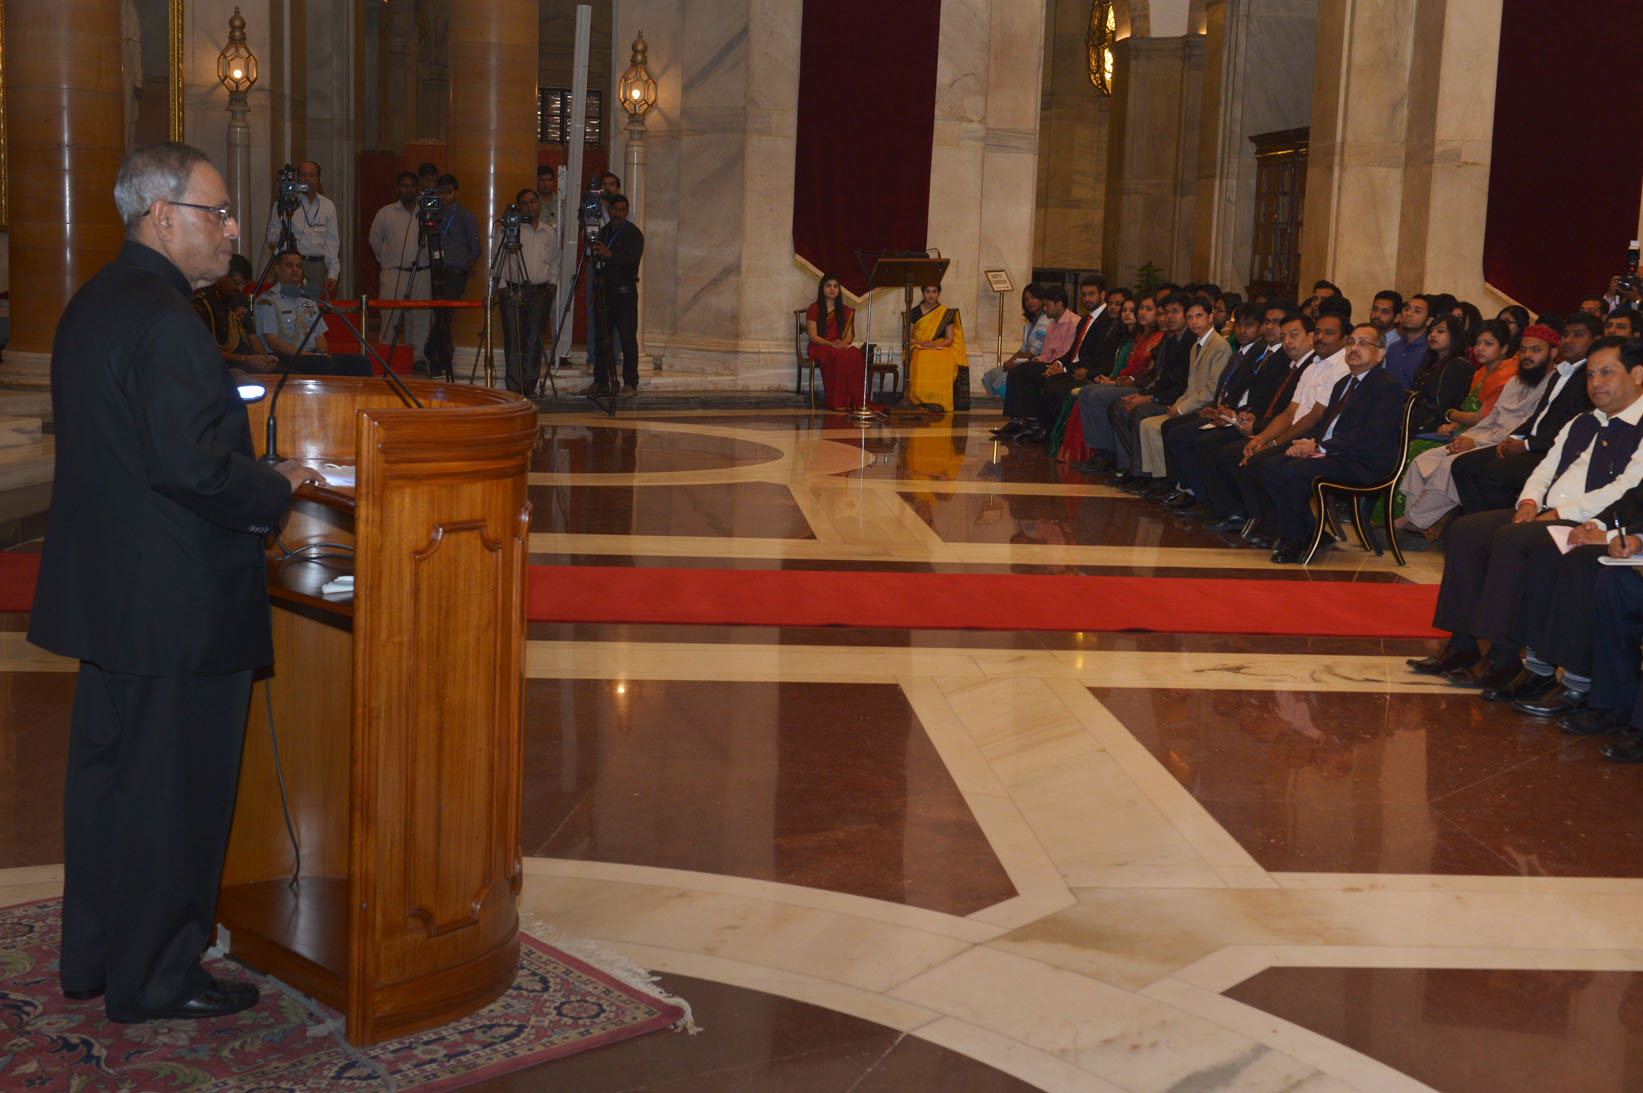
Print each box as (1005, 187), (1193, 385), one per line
(0, 553), (1439, 638)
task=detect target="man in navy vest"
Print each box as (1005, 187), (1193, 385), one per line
(1410, 337), (1643, 687)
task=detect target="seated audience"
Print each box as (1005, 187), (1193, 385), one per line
(192, 254), (277, 373)
(996, 276), (1112, 440)
(1606, 308), (1641, 340)
(1382, 293), (1431, 387)
(1110, 294), (1163, 383)
(1159, 304), (1295, 513)
(905, 284), (967, 411)
(981, 283), (1050, 397)
(1442, 318), (1519, 431)
(252, 250), (371, 376)
(993, 285), (1078, 438)
(1409, 337), (1643, 685)
(1130, 296), (1233, 491)
(1106, 295), (1197, 479)
(1451, 313), (1599, 513)
(1580, 294), (1610, 318)
(1582, 558), (1643, 761)
(1219, 314), (1349, 546)
(1395, 322), (1558, 537)
(1497, 305), (1530, 343)
(1406, 314), (1476, 438)
(1370, 290), (1404, 344)
(1074, 293), (1189, 462)
(806, 272), (868, 410)
(1256, 324), (1407, 563)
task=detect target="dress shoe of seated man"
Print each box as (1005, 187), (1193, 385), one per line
(251, 250), (372, 377)
(1411, 338), (1643, 689)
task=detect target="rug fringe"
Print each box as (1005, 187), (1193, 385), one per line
(521, 912), (700, 1035)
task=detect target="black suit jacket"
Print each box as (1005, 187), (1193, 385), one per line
(1310, 364), (1407, 475)
(1055, 308), (1118, 377)
(30, 242), (293, 676)
(1526, 362), (1591, 453)
(599, 218), (644, 288)
(1142, 330), (1194, 405)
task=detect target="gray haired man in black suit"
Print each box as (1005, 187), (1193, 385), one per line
(30, 143), (319, 1023)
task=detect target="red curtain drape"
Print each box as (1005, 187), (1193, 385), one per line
(1483, 1), (1643, 313)
(792, 0), (942, 297)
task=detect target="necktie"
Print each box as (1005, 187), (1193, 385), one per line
(1317, 376), (1359, 440)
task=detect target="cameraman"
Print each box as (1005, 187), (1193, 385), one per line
(501, 189), (558, 394)
(262, 161), (339, 296)
(426, 173), (481, 381)
(368, 171), (431, 371)
(591, 193), (644, 396)
(585, 173), (620, 379)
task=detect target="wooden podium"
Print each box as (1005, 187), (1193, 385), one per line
(864, 256), (949, 380)
(224, 377), (538, 1046)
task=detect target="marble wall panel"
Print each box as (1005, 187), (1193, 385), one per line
(1033, 0), (1109, 270)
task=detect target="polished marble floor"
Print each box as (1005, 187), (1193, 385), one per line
(7, 409), (1643, 1090)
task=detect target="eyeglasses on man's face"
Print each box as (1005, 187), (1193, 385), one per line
(147, 200), (236, 226)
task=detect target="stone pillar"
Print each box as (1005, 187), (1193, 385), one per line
(4, 0), (125, 371)
(1190, 0), (1316, 292)
(1301, 0), (1505, 310)
(1101, 32), (1204, 288)
(928, 0), (1045, 380)
(1033, 0), (1109, 270)
(446, 0), (538, 370)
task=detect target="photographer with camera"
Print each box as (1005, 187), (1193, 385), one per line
(368, 171), (432, 372)
(425, 174), (481, 382)
(262, 161), (339, 296)
(499, 189), (558, 394)
(589, 192), (644, 397)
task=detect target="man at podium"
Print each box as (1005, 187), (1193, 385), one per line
(29, 143), (320, 1024)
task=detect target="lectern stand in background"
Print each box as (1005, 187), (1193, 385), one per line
(226, 377), (538, 1045)
(858, 257), (950, 422)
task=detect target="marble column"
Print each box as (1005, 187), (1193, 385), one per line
(1301, 0), (1506, 311)
(1190, 0), (1316, 292)
(1102, 33), (1204, 289)
(1033, 0), (1109, 271)
(3, 0), (126, 372)
(927, 0), (1045, 382)
(446, 0), (538, 365)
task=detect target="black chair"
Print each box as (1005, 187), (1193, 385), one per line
(1300, 391), (1419, 566)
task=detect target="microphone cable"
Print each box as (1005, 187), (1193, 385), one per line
(262, 679), (303, 891)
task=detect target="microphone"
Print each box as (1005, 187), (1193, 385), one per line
(258, 294), (424, 466)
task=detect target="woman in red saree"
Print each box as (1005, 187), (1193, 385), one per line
(806, 273), (867, 410)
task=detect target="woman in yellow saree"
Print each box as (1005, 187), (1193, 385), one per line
(906, 285), (967, 410)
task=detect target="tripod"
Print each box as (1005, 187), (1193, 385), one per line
(419, 207), (453, 381)
(471, 222), (557, 396)
(547, 235), (616, 414)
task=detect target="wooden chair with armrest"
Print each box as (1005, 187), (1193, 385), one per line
(1300, 391), (1419, 566)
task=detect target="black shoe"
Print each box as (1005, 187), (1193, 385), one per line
(1444, 660), (1519, 690)
(111, 977), (260, 1023)
(1079, 452), (1115, 472)
(1119, 476), (1153, 494)
(1143, 481), (1176, 501)
(1601, 736), (1643, 763)
(1209, 515), (1247, 532)
(1016, 425), (1048, 443)
(1270, 540), (1304, 564)
(1512, 683), (1587, 718)
(1407, 643), (1480, 676)
(1164, 490), (1197, 511)
(1482, 669), (1558, 704)
(1245, 533), (1275, 549)
(991, 420), (1025, 438)
(1560, 707), (1630, 736)
(579, 382), (608, 396)
(62, 985), (103, 1001)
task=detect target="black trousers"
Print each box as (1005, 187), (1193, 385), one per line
(1040, 373), (1081, 431)
(501, 281), (555, 393)
(1003, 361), (1048, 422)
(1452, 446), (1542, 514)
(61, 662), (252, 1019)
(1160, 414), (1215, 487)
(1199, 432), (1256, 517)
(1109, 398), (1165, 473)
(598, 282), (639, 388)
(1239, 446), (1289, 528)
(1258, 452), (1384, 543)
(1517, 542), (1607, 676)
(425, 267), (469, 380)
(1592, 567), (1643, 715)
(1431, 510), (1577, 654)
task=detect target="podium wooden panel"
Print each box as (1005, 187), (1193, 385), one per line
(224, 377), (538, 1045)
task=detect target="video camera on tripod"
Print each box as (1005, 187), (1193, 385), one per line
(274, 163), (308, 218)
(498, 202), (524, 252)
(415, 189), (445, 233)
(578, 175), (606, 254)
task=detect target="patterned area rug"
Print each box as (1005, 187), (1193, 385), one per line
(0, 899), (689, 1090)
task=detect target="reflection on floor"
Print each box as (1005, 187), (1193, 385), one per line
(8, 409), (1643, 1091)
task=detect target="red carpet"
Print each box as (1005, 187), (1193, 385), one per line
(527, 565), (1441, 638)
(0, 553), (1439, 637)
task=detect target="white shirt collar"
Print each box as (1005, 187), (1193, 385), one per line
(1593, 393), (1643, 428)
(1196, 329), (1215, 348)
(1557, 357), (1585, 376)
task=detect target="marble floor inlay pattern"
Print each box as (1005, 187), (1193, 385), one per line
(7, 409), (1641, 1091)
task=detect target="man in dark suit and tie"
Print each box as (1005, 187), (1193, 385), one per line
(1258, 323), (1408, 563)
(1450, 314), (1599, 513)
(29, 143), (319, 1023)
